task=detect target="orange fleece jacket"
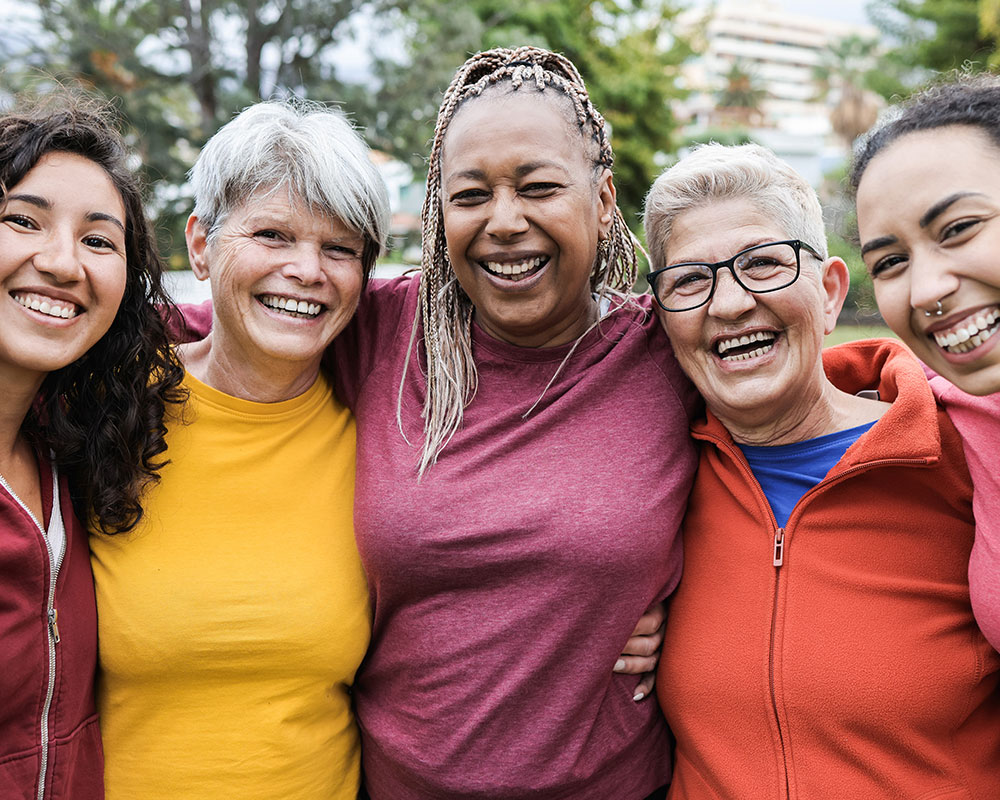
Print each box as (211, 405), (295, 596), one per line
(658, 339), (1000, 800)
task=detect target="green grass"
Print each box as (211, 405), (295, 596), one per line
(825, 323), (897, 347)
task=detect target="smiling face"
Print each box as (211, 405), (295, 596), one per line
(187, 188), (364, 384)
(857, 125), (1000, 395)
(655, 198), (846, 430)
(0, 152), (127, 390)
(439, 90), (616, 348)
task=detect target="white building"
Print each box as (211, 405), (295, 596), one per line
(676, 0), (880, 182)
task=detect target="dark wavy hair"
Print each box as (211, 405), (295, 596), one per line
(2, 94), (185, 534)
(850, 72), (1000, 192)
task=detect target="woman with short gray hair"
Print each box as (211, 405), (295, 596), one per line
(90, 99), (390, 800)
(645, 142), (1000, 799)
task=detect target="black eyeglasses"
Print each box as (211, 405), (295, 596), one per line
(647, 239), (823, 312)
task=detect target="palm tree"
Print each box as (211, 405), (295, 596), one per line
(813, 35), (884, 147)
(715, 60), (767, 128)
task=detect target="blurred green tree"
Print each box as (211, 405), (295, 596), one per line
(350, 0), (690, 233)
(869, 0), (997, 77)
(16, 0), (368, 262)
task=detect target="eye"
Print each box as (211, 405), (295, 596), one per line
(254, 229), (286, 242)
(82, 234), (119, 252)
(868, 253), (908, 279)
(3, 213), (38, 230)
(941, 217), (982, 241)
(324, 243), (360, 259)
(449, 188), (489, 205)
(520, 182), (560, 196)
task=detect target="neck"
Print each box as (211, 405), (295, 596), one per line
(178, 334), (321, 403)
(716, 377), (887, 447)
(476, 295), (600, 349)
(0, 367), (44, 474)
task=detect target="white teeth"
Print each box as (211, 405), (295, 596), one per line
(932, 308), (1000, 353)
(482, 257), (545, 280)
(716, 330), (776, 357)
(13, 293), (78, 319)
(259, 294), (323, 318)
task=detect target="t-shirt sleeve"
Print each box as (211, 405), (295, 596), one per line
(164, 300), (213, 343)
(328, 275), (418, 411)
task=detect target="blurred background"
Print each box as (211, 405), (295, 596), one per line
(1, 0), (997, 337)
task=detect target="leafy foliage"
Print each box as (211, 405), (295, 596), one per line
(11, 0), (367, 261)
(353, 0), (690, 231)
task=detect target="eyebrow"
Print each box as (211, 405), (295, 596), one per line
(919, 191), (986, 228)
(7, 192), (126, 235)
(446, 161), (566, 184)
(859, 235), (898, 257)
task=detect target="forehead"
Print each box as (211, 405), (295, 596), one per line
(228, 187), (361, 238)
(12, 151), (122, 205)
(861, 126), (1000, 201)
(667, 198), (790, 262)
(441, 89), (593, 174)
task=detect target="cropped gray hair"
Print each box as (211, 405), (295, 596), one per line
(189, 99), (391, 279)
(643, 143), (827, 270)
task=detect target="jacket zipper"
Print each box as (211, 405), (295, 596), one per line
(0, 466), (63, 800)
(703, 433), (931, 800)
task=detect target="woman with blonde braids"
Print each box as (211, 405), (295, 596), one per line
(331, 46), (697, 799)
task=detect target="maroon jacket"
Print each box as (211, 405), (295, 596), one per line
(0, 455), (103, 799)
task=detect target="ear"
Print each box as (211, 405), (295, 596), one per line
(820, 256), (850, 336)
(596, 168), (616, 236)
(185, 215), (211, 281)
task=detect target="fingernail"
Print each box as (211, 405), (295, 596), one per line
(633, 691), (645, 702)
(614, 659), (626, 672)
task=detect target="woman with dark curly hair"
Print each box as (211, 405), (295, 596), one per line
(852, 74), (1000, 654)
(0, 96), (182, 798)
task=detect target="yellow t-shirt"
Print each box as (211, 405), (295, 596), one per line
(91, 371), (370, 800)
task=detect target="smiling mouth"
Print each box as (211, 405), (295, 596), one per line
(931, 307), (1000, 354)
(13, 292), (80, 319)
(715, 330), (777, 362)
(479, 256), (549, 283)
(258, 294), (325, 319)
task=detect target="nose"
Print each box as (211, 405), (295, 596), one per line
(484, 191), (529, 239)
(907, 246), (960, 315)
(281, 244), (325, 285)
(706, 267), (757, 319)
(33, 228), (85, 284)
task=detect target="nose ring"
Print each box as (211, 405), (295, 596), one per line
(924, 299), (943, 317)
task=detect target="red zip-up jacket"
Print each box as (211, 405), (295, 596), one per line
(0, 455), (103, 799)
(658, 339), (1000, 799)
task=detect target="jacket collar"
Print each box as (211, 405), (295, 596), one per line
(690, 338), (941, 467)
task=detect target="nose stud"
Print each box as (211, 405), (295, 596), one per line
(923, 299), (943, 317)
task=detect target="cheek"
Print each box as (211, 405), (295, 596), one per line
(871, 280), (911, 331)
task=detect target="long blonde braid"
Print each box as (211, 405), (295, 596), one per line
(401, 46), (640, 475)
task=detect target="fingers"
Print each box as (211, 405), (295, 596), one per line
(632, 671), (656, 702)
(629, 601), (667, 637)
(614, 653), (659, 675)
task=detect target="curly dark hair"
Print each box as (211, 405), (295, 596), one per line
(850, 72), (1000, 192)
(2, 93), (185, 534)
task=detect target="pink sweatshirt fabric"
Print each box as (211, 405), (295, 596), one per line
(331, 277), (697, 799)
(930, 375), (1000, 652)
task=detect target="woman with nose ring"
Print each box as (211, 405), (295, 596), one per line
(645, 142), (1000, 799)
(851, 74), (1000, 655)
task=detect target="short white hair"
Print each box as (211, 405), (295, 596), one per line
(189, 99), (391, 276)
(643, 143), (827, 270)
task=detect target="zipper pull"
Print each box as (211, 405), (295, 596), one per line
(48, 608), (60, 644)
(773, 528), (785, 567)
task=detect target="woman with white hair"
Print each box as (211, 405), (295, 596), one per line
(89, 100), (391, 800)
(644, 143), (1000, 798)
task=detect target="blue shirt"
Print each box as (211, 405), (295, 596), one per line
(738, 422), (876, 527)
